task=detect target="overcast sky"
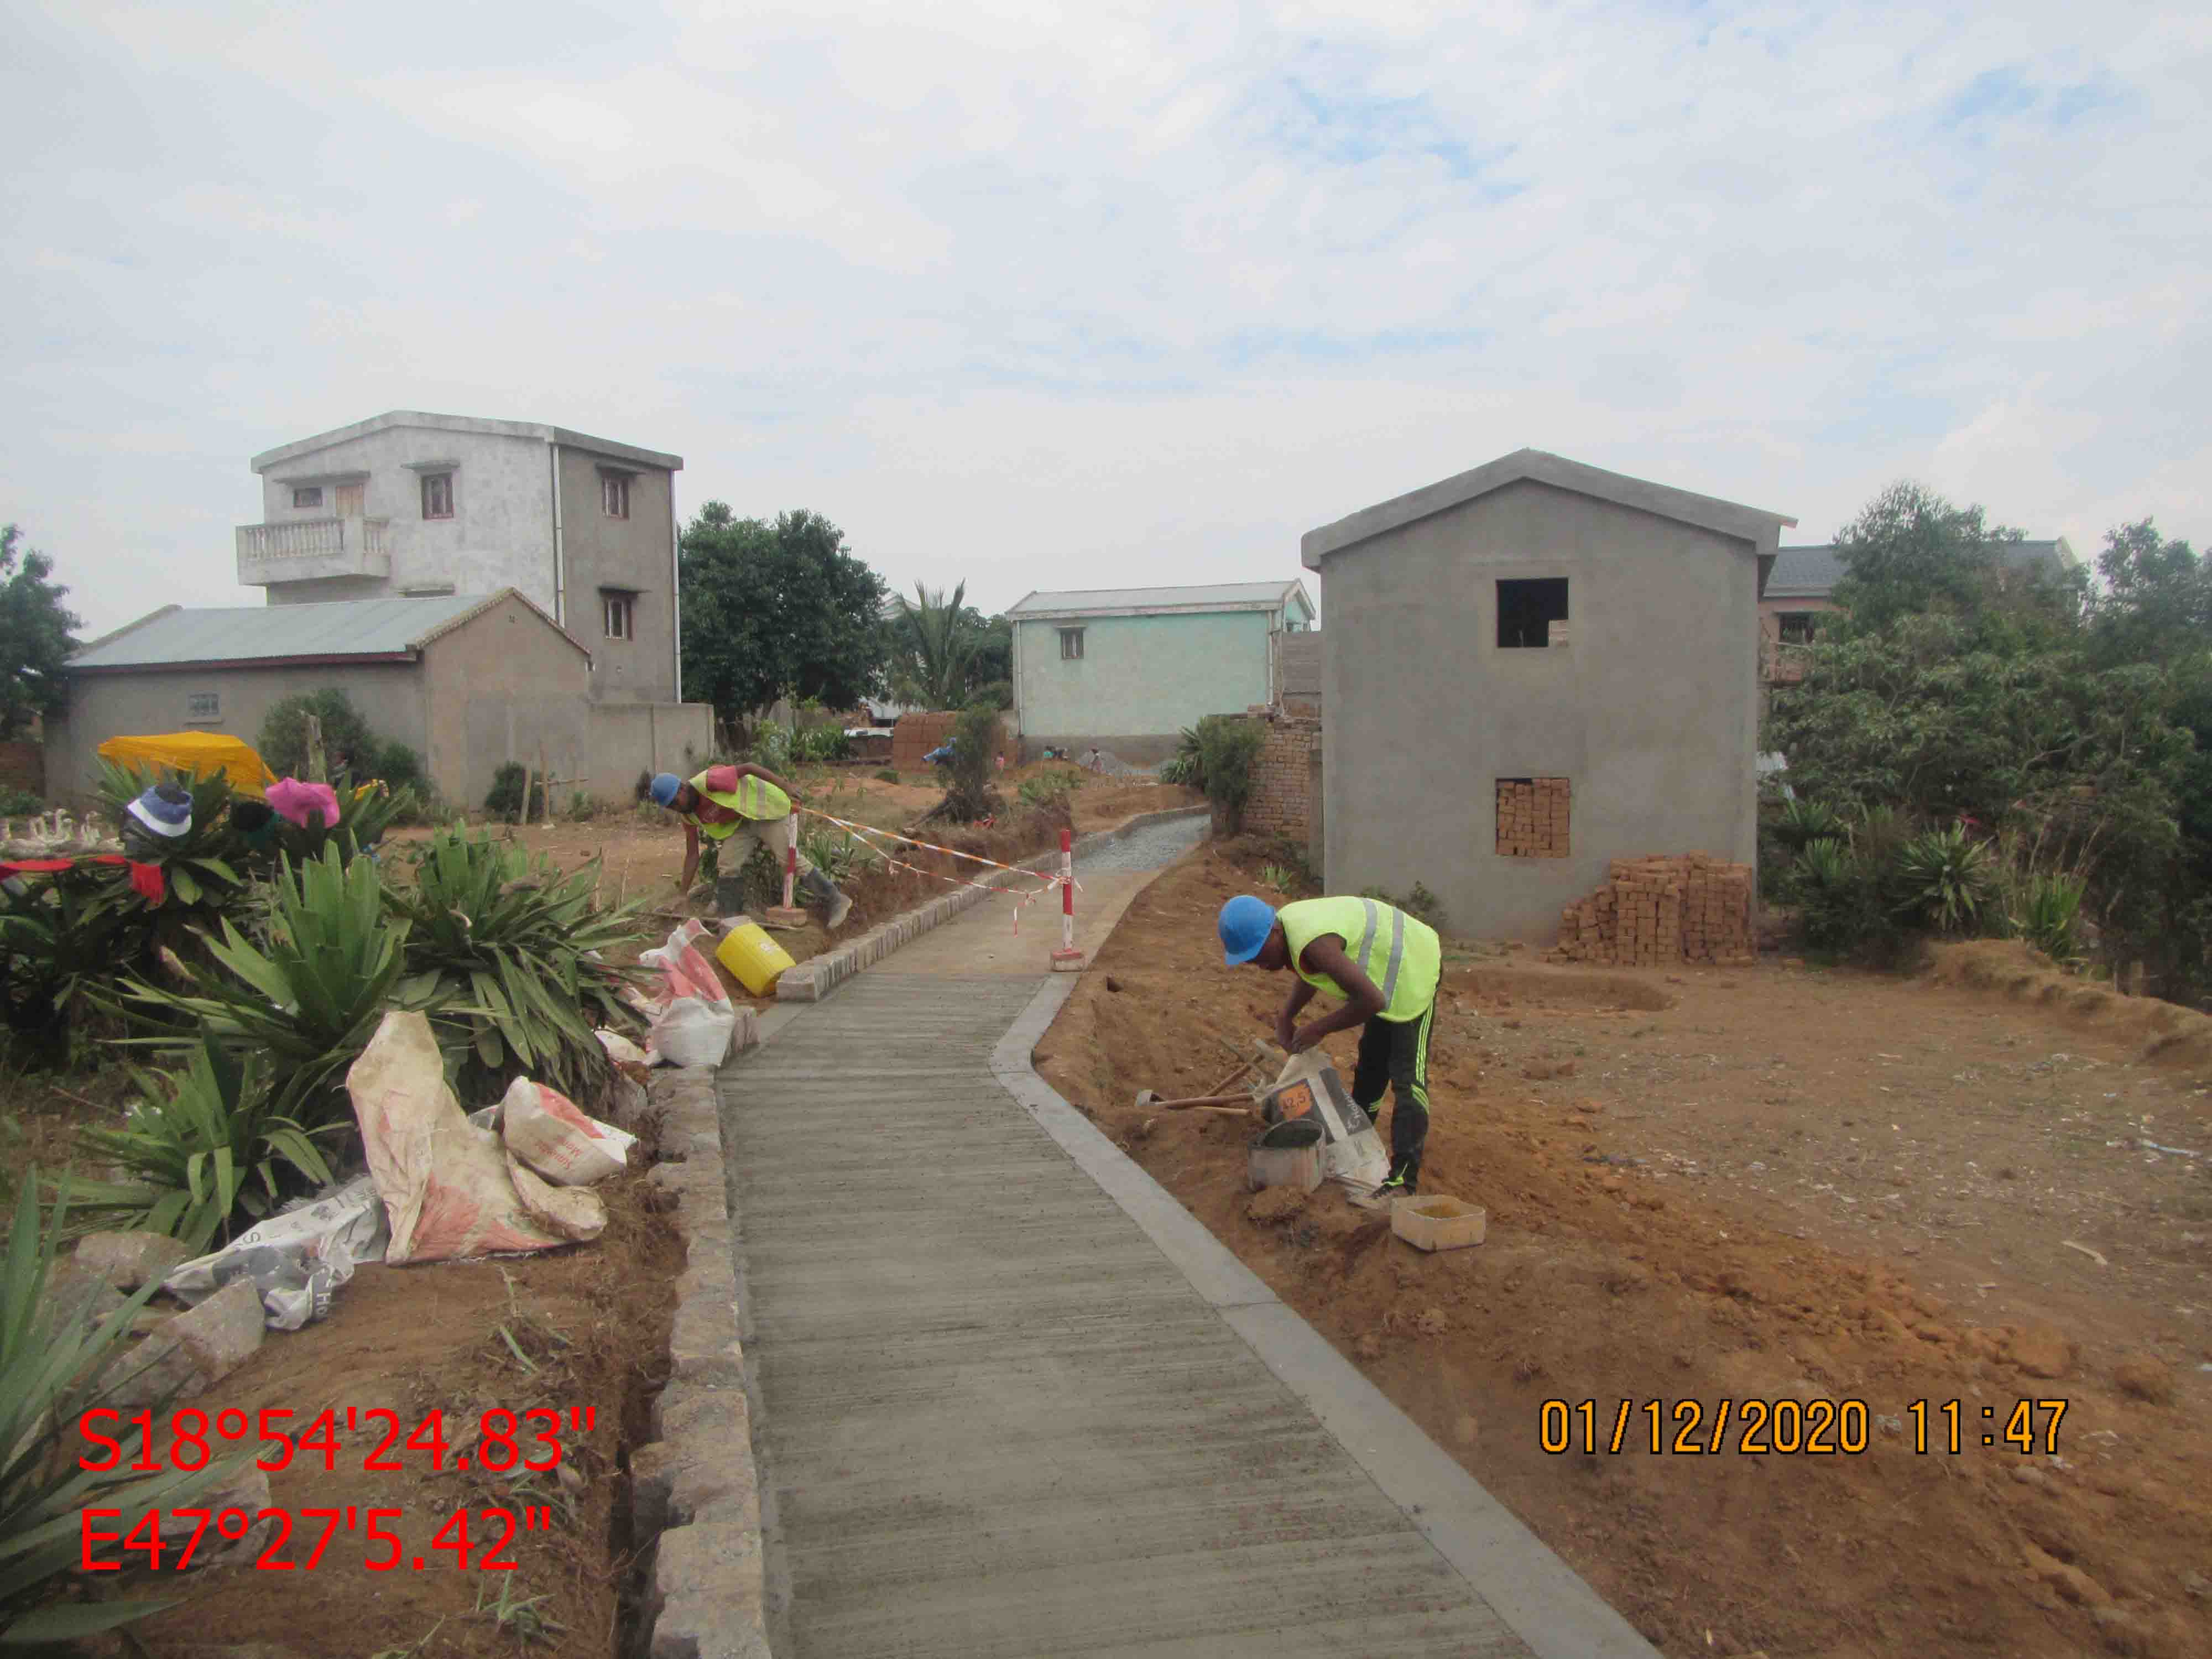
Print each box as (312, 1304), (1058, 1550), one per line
(6, 1), (2208, 638)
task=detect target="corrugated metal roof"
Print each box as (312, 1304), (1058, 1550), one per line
(71, 594), (499, 669)
(1008, 581), (1308, 618)
(1767, 539), (2069, 601)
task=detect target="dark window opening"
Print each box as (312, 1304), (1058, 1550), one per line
(1496, 578), (1569, 648)
(421, 472), (455, 519)
(291, 486), (324, 509)
(1059, 627), (1084, 661)
(1778, 612), (1819, 645)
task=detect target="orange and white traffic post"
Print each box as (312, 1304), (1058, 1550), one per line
(1050, 827), (1086, 972)
(761, 837), (809, 930)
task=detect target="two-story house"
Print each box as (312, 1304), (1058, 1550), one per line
(237, 411), (683, 703)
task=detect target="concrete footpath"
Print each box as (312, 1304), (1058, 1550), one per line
(716, 820), (1657, 1658)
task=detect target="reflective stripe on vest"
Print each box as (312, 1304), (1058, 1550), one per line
(1278, 895), (1441, 1024)
(687, 770), (791, 839)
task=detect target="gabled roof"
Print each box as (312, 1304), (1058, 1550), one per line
(68, 591), (588, 672)
(1766, 539), (2073, 602)
(1301, 448), (1797, 573)
(1007, 581), (1314, 620)
(252, 411), (682, 474)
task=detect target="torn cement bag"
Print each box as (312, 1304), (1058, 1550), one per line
(500, 1076), (635, 1186)
(347, 1010), (577, 1264)
(636, 918), (737, 1068)
(506, 1152), (604, 1243)
(1258, 1051), (1390, 1193)
(595, 1029), (652, 1081)
(163, 1173), (388, 1331)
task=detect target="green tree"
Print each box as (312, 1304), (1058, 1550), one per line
(881, 583), (1013, 709)
(0, 524), (81, 739)
(257, 687), (378, 779)
(2084, 518), (2212, 669)
(1828, 481), (2076, 643)
(679, 505), (889, 722)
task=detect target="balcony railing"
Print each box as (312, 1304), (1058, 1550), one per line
(236, 517), (391, 585)
(1762, 640), (1812, 685)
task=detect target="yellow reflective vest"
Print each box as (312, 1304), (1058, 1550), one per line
(1279, 895), (1440, 1023)
(686, 768), (791, 841)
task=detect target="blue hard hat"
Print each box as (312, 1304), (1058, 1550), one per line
(1219, 895), (1277, 966)
(649, 773), (682, 807)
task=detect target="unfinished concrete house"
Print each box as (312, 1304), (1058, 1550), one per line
(1302, 448), (1794, 941)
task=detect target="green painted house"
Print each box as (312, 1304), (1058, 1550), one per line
(1008, 580), (1316, 764)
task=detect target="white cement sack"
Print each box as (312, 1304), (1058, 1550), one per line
(500, 1076), (635, 1186)
(346, 1011), (572, 1265)
(161, 1174), (388, 1331)
(637, 919), (737, 1068)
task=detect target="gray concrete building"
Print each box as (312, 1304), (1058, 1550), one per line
(238, 412), (682, 705)
(44, 592), (709, 808)
(1302, 448), (1794, 941)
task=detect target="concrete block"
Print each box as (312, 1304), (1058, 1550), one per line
(648, 1522), (769, 1659)
(669, 1303), (743, 1385)
(109, 1278), (264, 1406)
(74, 1230), (195, 1292)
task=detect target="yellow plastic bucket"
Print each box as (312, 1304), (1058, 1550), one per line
(716, 922), (796, 996)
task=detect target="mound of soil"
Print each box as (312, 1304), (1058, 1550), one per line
(1929, 939), (2212, 1070)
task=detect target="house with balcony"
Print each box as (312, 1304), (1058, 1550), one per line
(1760, 538), (2075, 684)
(240, 411), (684, 704)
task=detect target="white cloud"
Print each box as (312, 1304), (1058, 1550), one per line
(4, 0), (2209, 636)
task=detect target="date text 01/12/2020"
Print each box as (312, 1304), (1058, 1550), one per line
(81, 1505), (555, 1573)
(1540, 1398), (2070, 1457)
(75, 1405), (597, 1475)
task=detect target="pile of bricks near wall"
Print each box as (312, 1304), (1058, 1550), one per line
(1548, 854), (1756, 968)
(1240, 715), (1321, 841)
(1495, 778), (1569, 857)
(889, 712), (959, 771)
(0, 742), (42, 799)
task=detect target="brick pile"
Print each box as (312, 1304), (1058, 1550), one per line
(1241, 716), (1322, 841)
(1548, 854), (1755, 968)
(1495, 778), (1570, 857)
(889, 712), (959, 771)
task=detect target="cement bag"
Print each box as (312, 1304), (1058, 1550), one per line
(637, 918), (737, 1068)
(162, 1174), (388, 1331)
(1260, 1052), (1390, 1193)
(500, 1076), (635, 1186)
(346, 1010), (575, 1264)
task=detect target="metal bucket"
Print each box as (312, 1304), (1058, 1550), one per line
(1248, 1118), (1325, 1194)
(1259, 1056), (1389, 1193)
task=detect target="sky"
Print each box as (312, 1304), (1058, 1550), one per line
(5, 1), (2209, 638)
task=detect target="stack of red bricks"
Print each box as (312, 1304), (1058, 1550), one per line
(1241, 715), (1321, 839)
(1548, 854), (1755, 967)
(889, 712), (960, 771)
(1495, 778), (1571, 858)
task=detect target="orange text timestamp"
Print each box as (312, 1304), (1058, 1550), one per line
(1539, 1397), (2069, 1456)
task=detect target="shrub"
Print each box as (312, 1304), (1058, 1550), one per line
(386, 830), (651, 1104)
(1895, 823), (1997, 933)
(257, 688), (378, 780)
(69, 1039), (338, 1250)
(792, 723), (850, 763)
(2, 1170), (238, 1645)
(797, 821), (863, 886)
(1018, 768), (1083, 809)
(0, 864), (151, 1062)
(1772, 796), (1846, 851)
(93, 759), (252, 918)
(483, 762), (547, 823)
(2010, 870), (2089, 967)
(1159, 726), (1203, 788)
(371, 740), (427, 794)
(1359, 880), (1446, 932)
(1195, 715), (1263, 829)
(744, 724), (795, 776)
(874, 768), (901, 784)
(941, 705), (1002, 822)
(0, 785), (41, 817)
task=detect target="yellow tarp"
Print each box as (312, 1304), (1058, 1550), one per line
(96, 732), (278, 796)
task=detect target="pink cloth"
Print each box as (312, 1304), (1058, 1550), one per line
(267, 778), (341, 830)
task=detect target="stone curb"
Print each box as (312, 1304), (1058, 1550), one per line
(634, 1066), (773, 1659)
(774, 806), (1208, 1002)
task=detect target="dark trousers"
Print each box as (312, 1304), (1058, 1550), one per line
(1350, 996), (1434, 1179)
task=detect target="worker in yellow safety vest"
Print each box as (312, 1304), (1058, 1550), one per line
(1218, 893), (1442, 1199)
(641, 763), (852, 928)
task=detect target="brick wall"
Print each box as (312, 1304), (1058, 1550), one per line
(889, 712), (959, 771)
(0, 741), (43, 799)
(1547, 853), (1755, 968)
(1240, 714), (1322, 846)
(1495, 776), (1570, 857)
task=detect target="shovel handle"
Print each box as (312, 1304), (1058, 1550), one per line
(1162, 1093), (1255, 1112)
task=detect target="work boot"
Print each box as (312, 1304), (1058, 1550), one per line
(799, 867), (852, 930)
(1372, 1160), (1419, 1202)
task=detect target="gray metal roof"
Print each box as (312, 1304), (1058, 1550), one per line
(252, 411), (681, 473)
(1007, 581), (1313, 619)
(1767, 539), (2070, 601)
(71, 593), (506, 669)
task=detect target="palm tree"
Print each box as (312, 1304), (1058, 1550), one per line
(892, 581), (975, 708)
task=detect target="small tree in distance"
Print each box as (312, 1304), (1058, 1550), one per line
(0, 524), (81, 740)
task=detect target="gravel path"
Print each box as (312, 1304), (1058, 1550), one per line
(1078, 812), (1208, 873)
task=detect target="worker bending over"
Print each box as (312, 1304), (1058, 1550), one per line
(641, 763), (853, 929)
(1219, 893), (1441, 1200)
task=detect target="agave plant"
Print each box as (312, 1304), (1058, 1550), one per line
(386, 830), (652, 1103)
(2, 1171), (241, 1645)
(0, 865), (153, 1058)
(1895, 823), (1997, 932)
(1157, 726), (1203, 788)
(1772, 795), (1846, 851)
(68, 1038), (340, 1250)
(116, 844), (431, 1128)
(92, 758), (251, 912)
(2011, 870), (2089, 967)
(268, 774), (421, 867)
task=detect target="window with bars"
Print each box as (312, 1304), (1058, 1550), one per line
(1059, 627), (1085, 661)
(420, 472), (455, 519)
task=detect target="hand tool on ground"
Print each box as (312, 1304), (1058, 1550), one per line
(1130, 1089), (1255, 1115)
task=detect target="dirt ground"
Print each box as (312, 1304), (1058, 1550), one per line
(1037, 842), (2212, 1659)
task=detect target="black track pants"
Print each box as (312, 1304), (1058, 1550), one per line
(1350, 995), (1434, 1178)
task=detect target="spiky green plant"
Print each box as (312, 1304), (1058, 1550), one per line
(0, 865), (152, 1060)
(385, 831), (651, 1103)
(1158, 726), (1203, 788)
(2, 1170), (242, 1644)
(1895, 823), (1997, 932)
(66, 1039), (338, 1250)
(1772, 796), (1846, 851)
(2011, 870), (2089, 967)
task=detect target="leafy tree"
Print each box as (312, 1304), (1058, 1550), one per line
(257, 687), (377, 779)
(2084, 518), (2212, 669)
(679, 504), (888, 721)
(883, 582), (1013, 709)
(1827, 481), (2077, 643)
(0, 523), (81, 739)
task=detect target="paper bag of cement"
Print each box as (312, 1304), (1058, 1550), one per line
(500, 1076), (635, 1186)
(637, 918), (737, 1068)
(595, 1029), (653, 1079)
(1260, 1052), (1389, 1193)
(162, 1173), (388, 1331)
(346, 1010), (577, 1264)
